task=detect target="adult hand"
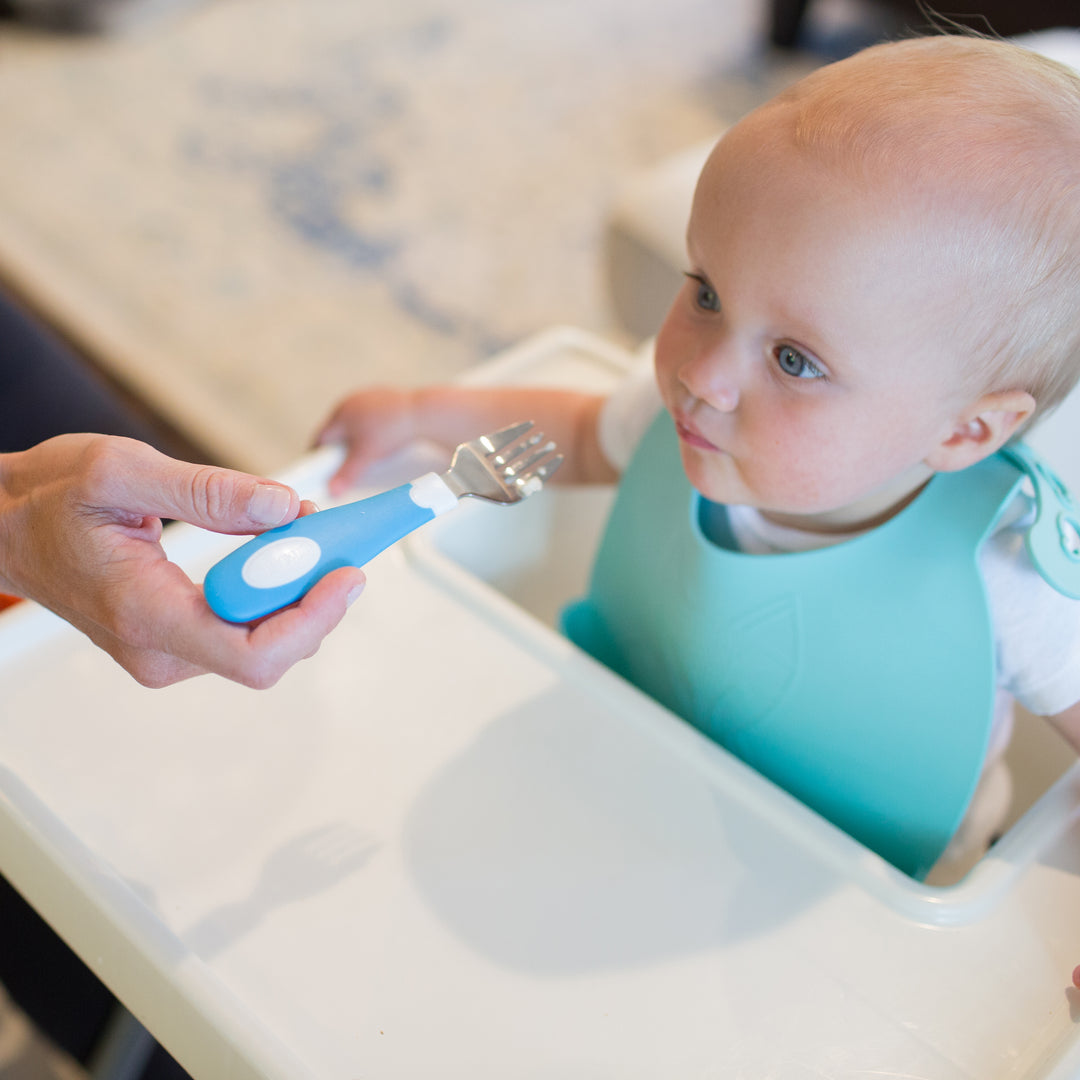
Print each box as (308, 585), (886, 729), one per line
(0, 434), (364, 688)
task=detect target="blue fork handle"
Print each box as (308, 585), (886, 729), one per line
(204, 475), (457, 623)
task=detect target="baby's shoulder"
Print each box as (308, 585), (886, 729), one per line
(982, 489), (1079, 625)
(984, 490), (1080, 713)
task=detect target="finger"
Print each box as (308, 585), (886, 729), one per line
(97, 442), (302, 533)
(241, 567), (366, 682)
(312, 427), (363, 498)
(327, 456), (369, 498)
(111, 564), (364, 689)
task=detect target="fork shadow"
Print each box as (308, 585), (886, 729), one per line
(182, 823), (379, 959)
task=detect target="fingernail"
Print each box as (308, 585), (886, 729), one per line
(248, 484), (293, 525)
(346, 582), (365, 607)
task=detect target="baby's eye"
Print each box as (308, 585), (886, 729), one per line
(684, 273), (720, 312)
(776, 345), (824, 380)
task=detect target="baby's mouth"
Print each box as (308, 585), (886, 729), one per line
(675, 416), (720, 452)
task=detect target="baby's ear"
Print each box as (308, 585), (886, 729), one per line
(925, 390), (1036, 473)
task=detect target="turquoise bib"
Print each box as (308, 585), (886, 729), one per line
(563, 413), (1079, 879)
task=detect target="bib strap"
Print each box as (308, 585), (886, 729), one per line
(1001, 443), (1080, 600)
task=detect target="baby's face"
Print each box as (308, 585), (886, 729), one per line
(654, 106), (977, 531)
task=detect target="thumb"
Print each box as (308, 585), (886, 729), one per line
(114, 447), (301, 533)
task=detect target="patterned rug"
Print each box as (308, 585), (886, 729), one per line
(0, 0), (824, 470)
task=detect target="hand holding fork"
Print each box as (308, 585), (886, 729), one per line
(205, 421), (562, 623)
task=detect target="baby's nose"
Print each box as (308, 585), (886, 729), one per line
(705, 383), (740, 412)
(680, 353), (740, 413)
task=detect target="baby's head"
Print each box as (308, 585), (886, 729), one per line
(656, 35), (1080, 528)
(767, 34), (1080, 427)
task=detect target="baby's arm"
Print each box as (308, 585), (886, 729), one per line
(1047, 701), (1080, 757)
(315, 385), (618, 496)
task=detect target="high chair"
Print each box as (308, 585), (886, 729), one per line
(0, 323), (1078, 1079)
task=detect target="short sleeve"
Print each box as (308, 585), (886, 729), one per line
(983, 506), (1080, 716)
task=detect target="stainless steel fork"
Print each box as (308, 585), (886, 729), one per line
(204, 421), (563, 623)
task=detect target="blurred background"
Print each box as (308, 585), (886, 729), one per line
(0, 0), (1076, 1078)
(1, 1), (1076, 472)
(0, 0), (964, 476)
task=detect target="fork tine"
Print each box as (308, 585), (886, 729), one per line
(493, 430), (544, 468)
(445, 419), (562, 503)
(478, 419), (534, 455)
(528, 453), (564, 484)
(512, 452), (564, 497)
(502, 439), (558, 478)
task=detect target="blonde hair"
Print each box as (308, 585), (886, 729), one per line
(769, 35), (1080, 429)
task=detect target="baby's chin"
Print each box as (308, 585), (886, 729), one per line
(677, 453), (740, 505)
(687, 476), (877, 532)
(681, 452), (927, 532)
(677, 452), (806, 514)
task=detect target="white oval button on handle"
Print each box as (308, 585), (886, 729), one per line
(240, 537), (323, 589)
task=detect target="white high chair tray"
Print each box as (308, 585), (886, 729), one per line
(1, 328), (1078, 1080)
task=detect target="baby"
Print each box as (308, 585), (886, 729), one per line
(316, 35), (1080, 880)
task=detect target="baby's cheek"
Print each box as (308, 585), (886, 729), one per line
(757, 433), (829, 503)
